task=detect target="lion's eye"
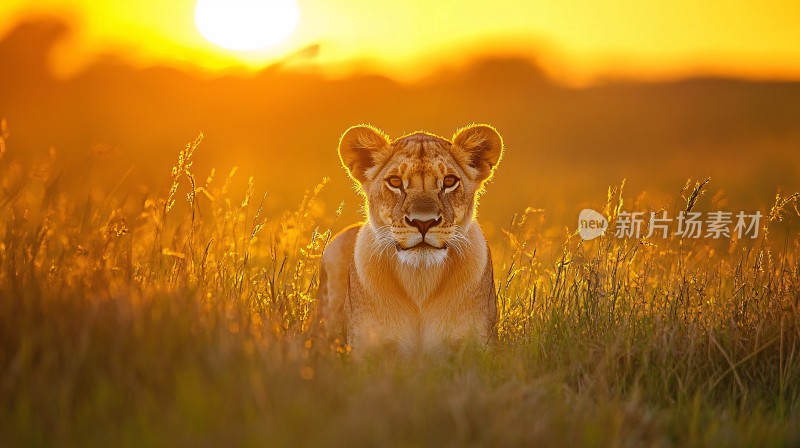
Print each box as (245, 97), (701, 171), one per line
(443, 175), (459, 189)
(386, 176), (403, 189)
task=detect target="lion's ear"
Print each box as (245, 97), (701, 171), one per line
(338, 125), (392, 184)
(451, 124), (504, 182)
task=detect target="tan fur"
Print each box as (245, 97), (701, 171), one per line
(316, 224), (360, 337)
(316, 124), (504, 355)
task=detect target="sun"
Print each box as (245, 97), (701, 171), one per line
(194, 0), (300, 51)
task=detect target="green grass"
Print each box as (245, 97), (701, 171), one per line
(1, 135), (799, 447)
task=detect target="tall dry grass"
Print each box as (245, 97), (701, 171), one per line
(0, 132), (798, 447)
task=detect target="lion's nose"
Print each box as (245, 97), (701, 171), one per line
(405, 216), (442, 237)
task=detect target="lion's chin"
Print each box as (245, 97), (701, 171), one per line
(395, 241), (447, 251)
(395, 243), (449, 268)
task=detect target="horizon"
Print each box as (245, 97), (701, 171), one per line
(3, 1), (800, 86)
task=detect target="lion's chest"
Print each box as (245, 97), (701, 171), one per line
(347, 268), (485, 354)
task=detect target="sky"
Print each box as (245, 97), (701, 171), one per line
(2, 0), (800, 84)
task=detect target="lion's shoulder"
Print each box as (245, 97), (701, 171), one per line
(316, 224), (361, 337)
(320, 223), (361, 286)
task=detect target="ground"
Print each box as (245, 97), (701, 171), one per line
(0, 137), (798, 447)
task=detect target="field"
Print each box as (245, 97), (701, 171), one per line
(1, 128), (799, 447)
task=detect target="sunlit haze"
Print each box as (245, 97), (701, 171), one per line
(2, 0), (800, 83)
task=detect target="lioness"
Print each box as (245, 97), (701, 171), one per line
(317, 124), (504, 355)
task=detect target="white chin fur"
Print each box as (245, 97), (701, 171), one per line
(396, 247), (449, 268)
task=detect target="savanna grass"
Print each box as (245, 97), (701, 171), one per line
(1, 132), (798, 447)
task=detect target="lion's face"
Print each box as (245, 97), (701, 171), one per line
(339, 124), (503, 267)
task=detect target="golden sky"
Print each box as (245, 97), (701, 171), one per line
(3, 0), (800, 84)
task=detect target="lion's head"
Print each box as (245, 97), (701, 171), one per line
(338, 124), (504, 267)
